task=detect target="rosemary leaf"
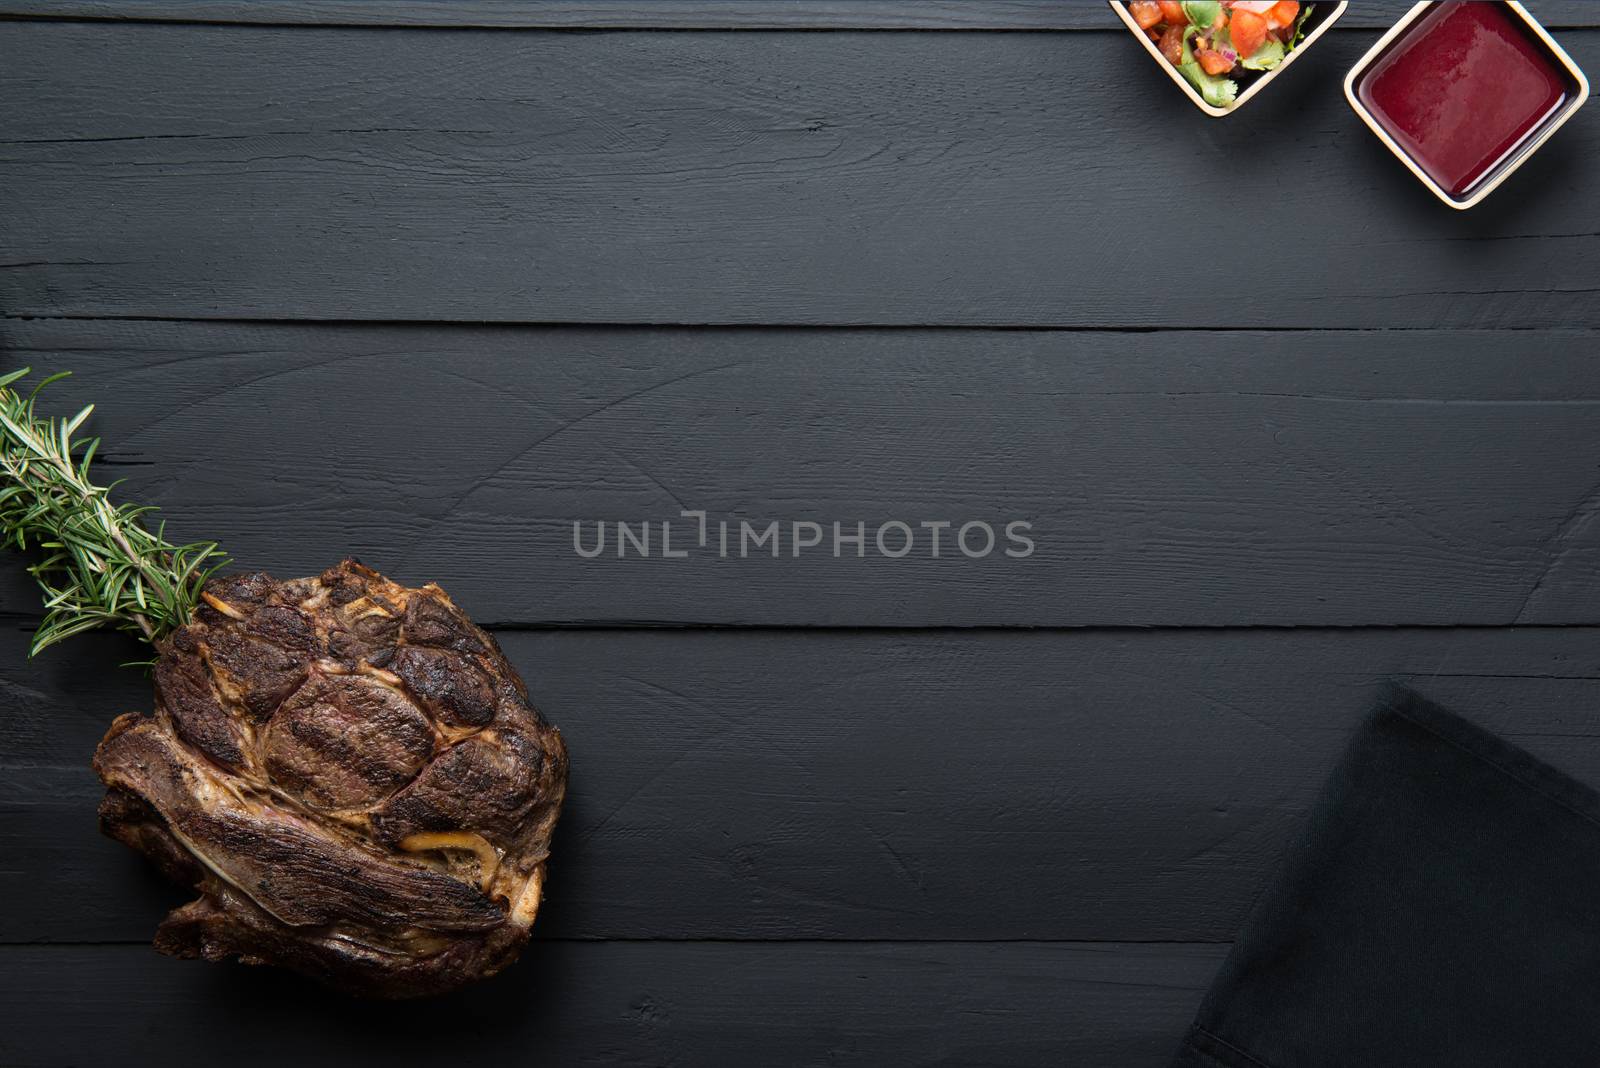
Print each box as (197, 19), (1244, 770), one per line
(0, 369), (228, 655)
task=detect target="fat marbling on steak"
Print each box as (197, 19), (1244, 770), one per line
(92, 560), (568, 998)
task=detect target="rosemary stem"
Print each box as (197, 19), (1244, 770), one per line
(50, 450), (163, 642)
(91, 497), (163, 641)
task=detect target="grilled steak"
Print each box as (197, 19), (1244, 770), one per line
(92, 560), (568, 998)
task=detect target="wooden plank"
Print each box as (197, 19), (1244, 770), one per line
(6, 624), (1600, 944)
(3, 319), (1599, 627)
(0, 941), (1221, 1067)
(4, 23), (1598, 326)
(3, 0), (1596, 30)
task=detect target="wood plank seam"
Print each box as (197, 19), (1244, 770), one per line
(9, 315), (1600, 334)
(1, 3), (1597, 31)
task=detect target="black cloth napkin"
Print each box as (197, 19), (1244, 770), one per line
(1172, 686), (1600, 1068)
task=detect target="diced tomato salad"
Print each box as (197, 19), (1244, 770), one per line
(1125, 1), (1313, 109)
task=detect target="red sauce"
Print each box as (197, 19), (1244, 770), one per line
(1355, 2), (1576, 198)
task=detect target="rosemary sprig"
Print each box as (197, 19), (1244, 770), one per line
(0, 368), (227, 656)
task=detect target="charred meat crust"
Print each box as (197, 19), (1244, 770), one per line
(92, 560), (568, 998)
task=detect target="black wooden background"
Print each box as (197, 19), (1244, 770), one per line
(3, 3), (1599, 1065)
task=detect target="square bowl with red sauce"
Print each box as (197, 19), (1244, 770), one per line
(1345, 1), (1589, 209)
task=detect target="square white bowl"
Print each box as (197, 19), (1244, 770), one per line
(1343, 1), (1590, 209)
(1110, 1), (1349, 117)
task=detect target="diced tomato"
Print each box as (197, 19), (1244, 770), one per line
(1229, 8), (1268, 57)
(1159, 0), (1187, 22)
(1230, 1), (1279, 12)
(1268, 1), (1300, 28)
(1129, 0), (1163, 29)
(1159, 22), (1186, 65)
(1197, 48), (1234, 75)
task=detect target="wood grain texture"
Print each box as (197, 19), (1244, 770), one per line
(0, 941), (1222, 1068)
(3, 319), (1598, 627)
(3, 0), (1596, 30)
(6, 625), (1600, 945)
(3, 22), (1598, 326)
